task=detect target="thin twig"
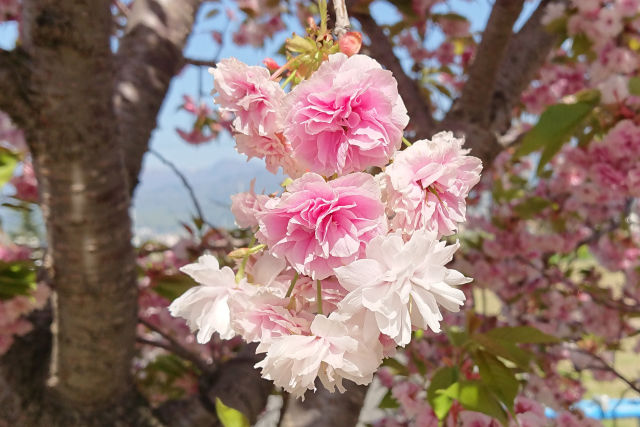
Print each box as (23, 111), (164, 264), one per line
(113, 0), (130, 16)
(332, 0), (351, 38)
(149, 149), (207, 229)
(184, 57), (218, 68)
(138, 317), (213, 374)
(574, 349), (640, 395)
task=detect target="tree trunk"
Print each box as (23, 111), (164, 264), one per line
(19, 0), (140, 422)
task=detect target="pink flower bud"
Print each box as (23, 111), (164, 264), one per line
(338, 31), (362, 57)
(262, 58), (279, 73)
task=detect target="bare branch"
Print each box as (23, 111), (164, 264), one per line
(449, 0), (525, 126)
(573, 349), (640, 394)
(184, 57), (217, 68)
(0, 48), (32, 128)
(149, 149), (208, 228)
(351, 11), (436, 139)
(332, 0), (351, 38)
(138, 317), (212, 374)
(114, 0), (203, 193)
(113, 0), (130, 16)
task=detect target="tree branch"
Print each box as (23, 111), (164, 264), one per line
(351, 10), (436, 139)
(332, 0), (351, 38)
(183, 57), (217, 68)
(155, 344), (272, 427)
(489, 0), (567, 134)
(114, 0), (203, 194)
(0, 48), (32, 128)
(573, 349), (640, 394)
(449, 0), (524, 126)
(138, 317), (212, 374)
(148, 149), (208, 228)
(279, 380), (368, 427)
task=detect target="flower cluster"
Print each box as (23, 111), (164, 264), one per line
(169, 51), (481, 397)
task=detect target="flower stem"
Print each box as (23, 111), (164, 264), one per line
(281, 70), (297, 88)
(285, 272), (299, 298)
(402, 136), (412, 147)
(316, 279), (323, 314)
(235, 235), (256, 283)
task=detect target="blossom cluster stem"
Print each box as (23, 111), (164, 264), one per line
(281, 70), (297, 89)
(285, 272), (299, 298)
(316, 279), (323, 314)
(402, 136), (412, 147)
(236, 235), (256, 283)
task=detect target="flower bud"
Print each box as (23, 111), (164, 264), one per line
(262, 58), (280, 73)
(338, 31), (362, 56)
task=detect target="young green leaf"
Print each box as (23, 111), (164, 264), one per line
(215, 397), (250, 427)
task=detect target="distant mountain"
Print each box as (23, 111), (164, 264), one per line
(132, 157), (283, 234)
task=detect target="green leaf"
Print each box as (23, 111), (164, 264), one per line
(485, 326), (561, 344)
(378, 390), (399, 409)
(0, 261), (37, 300)
(438, 381), (509, 426)
(381, 357), (409, 376)
(215, 397), (250, 427)
(153, 275), (196, 301)
(427, 366), (459, 420)
(445, 326), (470, 347)
(286, 33), (317, 54)
(473, 351), (519, 411)
(0, 148), (18, 188)
(512, 197), (551, 219)
(629, 77), (640, 96)
(515, 96), (598, 175)
(471, 333), (532, 370)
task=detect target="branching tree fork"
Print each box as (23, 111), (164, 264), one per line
(0, 0), (572, 425)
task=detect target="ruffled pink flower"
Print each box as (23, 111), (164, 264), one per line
(257, 172), (387, 280)
(380, 132), (482, 237)
(284, 53), (409, 176)
(228, 293), (312, 343)
(169, 255), (252, 342)
(255, 314), (382, 397)
(210, 58), (285, 136)
(234, 132), (303, 177)
(230, 179), (270, 228)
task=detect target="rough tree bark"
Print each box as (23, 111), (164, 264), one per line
(19, 0), (141, 422)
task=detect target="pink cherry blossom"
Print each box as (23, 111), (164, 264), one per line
(284, 53), (409, 176)
(257, 172), (387, 280)
(380, 132), (482, 238)
(227, 293), (313, 343)
(169, 254), (251, 342)
(335, 230), (470, 346)
(234, 132), (303, 176)
(254, 314), (382, 397)
(230, 179), (270, 228)
(210, 58), (285, 136)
